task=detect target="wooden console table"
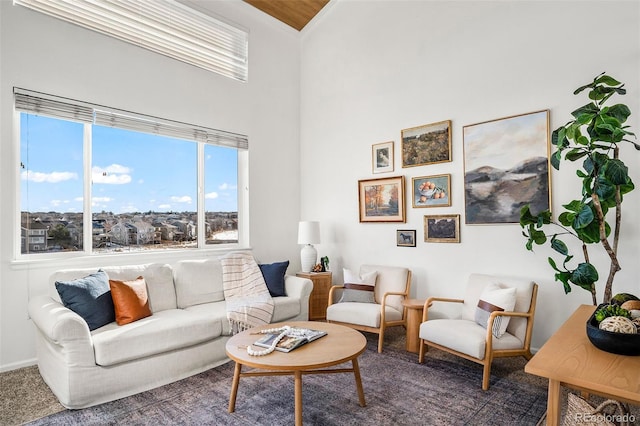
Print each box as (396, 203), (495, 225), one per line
(525, 304), (640, 426)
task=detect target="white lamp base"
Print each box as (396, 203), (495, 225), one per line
(300, 244), (317, 272)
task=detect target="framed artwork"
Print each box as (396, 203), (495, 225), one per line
(424, 214), (460, 243)
(396, 230), (416, 247)
(411, 174), (451, 208)
(372, 141), (394, 174)
(358, 176), (406, 223)
(401, 120), (452, 168)
(463, 110), (550, 225)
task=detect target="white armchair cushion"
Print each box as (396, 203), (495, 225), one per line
(419, 319), (523, 360)
(326, 302), (402, 328)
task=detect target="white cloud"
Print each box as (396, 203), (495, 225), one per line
(170, 195), (192, 204)
(158, 204), (171, 209)
(218, 183), (237, 190)
(92, 164), (132, 184)
(21, 170), (78, 183)
(92, 197), (113, 203)
(50, 199), (62, 207)
(205, 192), (218, 199)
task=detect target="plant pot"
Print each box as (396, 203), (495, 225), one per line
(586, 304), (640, 356)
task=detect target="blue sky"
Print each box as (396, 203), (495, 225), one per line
(20, 114), (238, 214)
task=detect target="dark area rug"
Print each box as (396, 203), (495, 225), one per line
(24, 328), (549, 425)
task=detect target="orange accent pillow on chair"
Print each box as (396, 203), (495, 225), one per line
(109, 276), (152, 325)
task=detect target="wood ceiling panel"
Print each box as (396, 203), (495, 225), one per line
(243, 0), (330, 31)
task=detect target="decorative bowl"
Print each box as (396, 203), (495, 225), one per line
(586, 304), (640, 356)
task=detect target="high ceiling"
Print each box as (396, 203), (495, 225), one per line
(242, 0), (330, 31)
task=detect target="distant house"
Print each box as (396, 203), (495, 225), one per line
(21, 220), (49, 253)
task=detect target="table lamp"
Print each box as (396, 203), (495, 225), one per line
(298, 221), (320, 273)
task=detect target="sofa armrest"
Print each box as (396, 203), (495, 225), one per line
(28, 295), (96, 366)
(284, 275), (313, 300)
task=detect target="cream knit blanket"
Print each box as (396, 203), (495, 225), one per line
(221, 252), (274, 334)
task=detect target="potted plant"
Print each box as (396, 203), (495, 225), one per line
(520, 73), (638, 305)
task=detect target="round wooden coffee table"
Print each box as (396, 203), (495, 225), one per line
(225, 321), (367, 426)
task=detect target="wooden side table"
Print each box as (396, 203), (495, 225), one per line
(402, 298), (426, 353)
(296, 271), (332, 320)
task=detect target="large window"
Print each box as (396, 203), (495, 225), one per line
(17, 88), (247, 257)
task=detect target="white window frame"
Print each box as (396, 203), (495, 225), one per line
(14, 88), (249, 260)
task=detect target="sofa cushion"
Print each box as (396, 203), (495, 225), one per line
(92, 308), (224, 366)
(109, 276), (152, 325)
(259, 261), (289, 297)
(174, 259), (225, 308)
(102, 264), (176, 313)
(50, 264), (177, 313)
(185, 301), (231, 335)
(55, 270), (115, 331)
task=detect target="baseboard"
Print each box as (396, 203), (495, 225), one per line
(0, 358), (37, 373)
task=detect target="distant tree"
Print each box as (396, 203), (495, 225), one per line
(49, 224), (72, 248)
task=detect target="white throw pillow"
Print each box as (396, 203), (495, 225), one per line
(474, 282), (517, 338)
(339, 269), (378, 303)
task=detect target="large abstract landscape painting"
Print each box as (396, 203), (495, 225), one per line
(462, 110), (550, 224)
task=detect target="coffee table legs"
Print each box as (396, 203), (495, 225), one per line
(352, 358), (366, 407)
(228, 362), (241, 413)
(228, 358), (366, 423)
(294, 370), (303, 426)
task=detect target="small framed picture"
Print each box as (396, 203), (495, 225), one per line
(358, 176), (406, 223)
(396, 230), (416, 247)
(411, 174), (451, 208)
(401, 120), (452, 168)
(424, 214), (460, 243)
(372, 141), (394, 173)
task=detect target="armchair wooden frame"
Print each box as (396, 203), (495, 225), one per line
(418, 283), (538, 390)
(327, 270), (411, 353)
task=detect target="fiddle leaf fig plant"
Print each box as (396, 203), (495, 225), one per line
(520, 73), (638, 305)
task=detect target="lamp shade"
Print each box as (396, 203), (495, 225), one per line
(297, 221), (320, 245)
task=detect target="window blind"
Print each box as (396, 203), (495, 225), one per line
(13, 0), (249, 82)
(14, 88), (248, 150)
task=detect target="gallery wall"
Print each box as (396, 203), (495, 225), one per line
(0, 0), (301, 370)
(299, 0), (640, 348)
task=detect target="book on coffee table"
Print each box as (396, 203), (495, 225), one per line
(253, 327), (328, 353)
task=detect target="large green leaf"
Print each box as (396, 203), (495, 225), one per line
(608, 104), (631, 123)
(571, 103), (599, 119)
(571, 262), (598, 291)
(566, 149), (588, 161)
(550, 237), (568, 255)
(595, 75), (622, 86)
(604, 159), (629, 185)
(551, 150), (562, 170)
(572, 204), (594, 229)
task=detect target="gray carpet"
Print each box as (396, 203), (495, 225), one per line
(21, 328), (550, 425)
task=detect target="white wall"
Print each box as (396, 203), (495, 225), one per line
(0, 0), (301, 370)
(300, 0), (640, 349)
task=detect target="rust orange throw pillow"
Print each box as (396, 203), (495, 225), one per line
(109, 276), (151, 325)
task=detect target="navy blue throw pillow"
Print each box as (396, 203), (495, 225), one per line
(55, 270), (115, 331)
(259, 261), (289, 297)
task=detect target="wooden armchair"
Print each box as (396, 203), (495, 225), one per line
(326, 265), (411, 353)
(418, 273), (538, 390)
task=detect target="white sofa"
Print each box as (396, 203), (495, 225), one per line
(27, 258), (313, 409)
